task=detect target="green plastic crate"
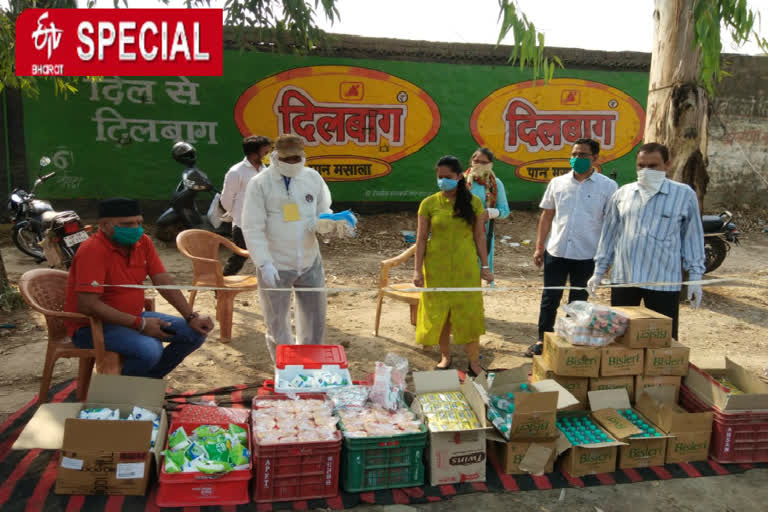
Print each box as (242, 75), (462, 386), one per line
(340, 424), (428, 492)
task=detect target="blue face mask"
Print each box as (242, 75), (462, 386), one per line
(570, 157), (592, 174)
(112, 226), (144, 246)
(437, 178), (459, 191)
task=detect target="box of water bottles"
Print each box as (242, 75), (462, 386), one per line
(474, 367), (577, 441)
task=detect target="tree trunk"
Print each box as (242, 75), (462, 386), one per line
(0, 249), (7, 288)
(0, 91), (8, 222)
(645, 0), (709, 211)
(5, 86), (28, 190)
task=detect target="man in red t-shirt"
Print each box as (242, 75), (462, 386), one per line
(65, 198), (214, 378)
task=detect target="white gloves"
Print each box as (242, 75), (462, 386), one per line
(586, 274), (603, 296)
(259, 263), (279, 288)
(687, 284), (703, 309)
(487, 208), (500, 219)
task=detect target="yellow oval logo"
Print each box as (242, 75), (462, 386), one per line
(306, 155), (391, 182)
(516, 159), (603, 183)
(234, 66), (441, 181)
(470, 78), (645, 168)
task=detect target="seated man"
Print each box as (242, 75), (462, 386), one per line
(64, 198), (214, 378)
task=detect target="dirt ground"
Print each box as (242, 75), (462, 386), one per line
(2, 212), (768, 511)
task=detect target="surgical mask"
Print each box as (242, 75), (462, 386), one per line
(570, 157), (592, 174)
(112, 226), (144, 246)
(636, 168), (667, 204)
(437, 178), (459, 191)
(470, 162), (493, 179)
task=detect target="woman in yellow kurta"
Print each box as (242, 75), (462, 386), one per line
(414, 155), (494, 377)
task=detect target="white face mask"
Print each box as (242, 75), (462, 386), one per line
(636, 168), (666, 203)
(271, 151), (305, 178)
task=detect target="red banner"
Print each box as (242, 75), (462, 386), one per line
(15, 8), (223, 77)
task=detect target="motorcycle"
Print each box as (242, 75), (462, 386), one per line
(702, 210), (739, 274)
(155, 141), (231, 242)
(7, 156), (90, 267)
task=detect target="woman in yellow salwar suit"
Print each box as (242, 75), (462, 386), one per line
(413, 155), (494, 377)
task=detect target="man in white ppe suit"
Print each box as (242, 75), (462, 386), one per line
(242, 134), (332, 361)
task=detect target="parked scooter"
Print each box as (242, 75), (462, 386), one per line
(155, 141), (231, 242)
(702, 210), (739, 273)
(7, 156), (90, 267)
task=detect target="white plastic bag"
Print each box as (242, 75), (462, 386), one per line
(206, 193), (230, 228)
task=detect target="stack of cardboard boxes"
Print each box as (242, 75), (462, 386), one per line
(531, 306), (705, 473)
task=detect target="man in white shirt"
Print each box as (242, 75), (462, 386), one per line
(526, 138), (618, 357)
(220, 135), (272, 276)
(241, 134), (333, 361)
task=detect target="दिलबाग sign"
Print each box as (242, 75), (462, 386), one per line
(234, 66), (441, 182)
(471, 78), (645, 183)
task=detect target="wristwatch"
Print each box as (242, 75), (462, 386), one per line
(185, 312), (200, 322)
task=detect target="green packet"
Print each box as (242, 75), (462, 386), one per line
(195, 460), (233, 474)
(203, 437), (231, 463)
(168, 427), (191, 452)
(228, 423), (248, 442)
(193, 425), (224, 440)
(163, 449), (188, 474)
(229, 441), (250, 467)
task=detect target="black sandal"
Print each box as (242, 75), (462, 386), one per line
(467, 364), (486, 378)
(524, 342), (543, 358)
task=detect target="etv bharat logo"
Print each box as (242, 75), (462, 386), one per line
(32, 12), (63, 59)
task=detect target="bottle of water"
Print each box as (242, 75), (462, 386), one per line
(488, 408), (509, 433)
(491, 395), (514, 412)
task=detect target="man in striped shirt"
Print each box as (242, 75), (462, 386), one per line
(589, 143), (705, 339)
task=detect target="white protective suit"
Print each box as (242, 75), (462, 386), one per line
(241, 155), (333, 360)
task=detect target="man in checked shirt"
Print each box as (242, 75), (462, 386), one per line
(588, 143), (706, 340)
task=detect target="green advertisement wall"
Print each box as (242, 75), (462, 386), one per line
(21, 50), (649, 204)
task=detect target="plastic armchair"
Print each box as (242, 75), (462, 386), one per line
(374, 245), (421, 337)
(18, 269), (138, 403)
(175, 229), (259, 342)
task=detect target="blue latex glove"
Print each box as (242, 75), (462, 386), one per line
(318, 209), (358, 228)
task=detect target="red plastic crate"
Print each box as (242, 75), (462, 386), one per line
(276, 344), (348, 369)
(156, 421), (252, 507)
(251, 394), (342, 503)
(680, 384), (768, 463)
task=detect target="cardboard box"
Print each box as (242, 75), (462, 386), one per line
(612, 306), (672, 348)
(589, 376), (635, 403)
(601, 344), (644, 376)
(488, 439), (557, 475)
(683, 358), (768, 411)
(636, 387), (714, 464)
(532, 356), (589, 405)
(635, 375), (681, 404)
(475, 366), (576, 440)
(542, 333), (601, 377)
(588, 390), (672, 469)
(13, 375), (167, 496)
(555, 412), (625, 477)
(644, 341), (690, 376)
(412, 370), (489, 486)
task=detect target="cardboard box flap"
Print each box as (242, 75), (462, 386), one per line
(636, 390), (713, 434)
(413, 370), (461, 395)
(486, 430), (508, 444)
(62, 418), (153, 452)
(530, 380), (579, 410)
(519, 443), (554, 476)
(12, 403), (83, 450)
(588, 389), (632, 411)
(87, 374), (166, 409)
(485, 366), (530, 391)
(611, 306), (667, 320)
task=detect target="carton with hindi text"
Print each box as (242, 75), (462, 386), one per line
(412, 370), (489, 486)
(532, 356), (589, 406)
(542, 332), (601, 378)
(588, 389), (672, 469)
(636, 387), (713, 464)
(12, 375), (167, 496)
(644, 341), (690, 377)
(612, 306), (672, 349)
